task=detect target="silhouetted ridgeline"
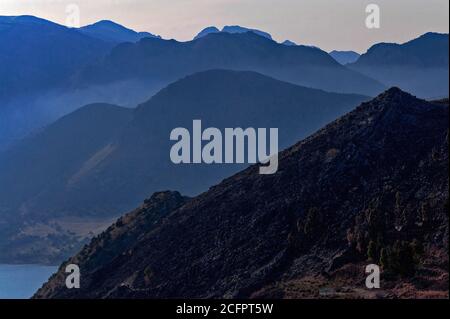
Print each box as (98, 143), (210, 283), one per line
(349, 32), (449, 99)
(1, 16), (383, 152)
(35, 88), (449, 299)
(76, 31), (384, 96)
(0, 70), (368, 264)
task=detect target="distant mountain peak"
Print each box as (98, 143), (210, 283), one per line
(348, 32), (448, 98)
(329, 50), (360, 65)
(222, 25), (273, 40)
(282, 40), (297, 46)
(194, 25), (273, 40)
(193, 26), (220, 40)
(79, 20), (160, 43)
(88, 19), (122, 26)
(82, 20), (132, 32)
(0, 15), (61, 27)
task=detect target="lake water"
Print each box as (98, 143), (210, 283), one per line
(0, 264), (57, 299)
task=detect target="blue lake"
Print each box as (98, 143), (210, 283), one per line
(0, 264), (57, 299)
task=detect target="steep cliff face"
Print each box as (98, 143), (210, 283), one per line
(35, 88), (449, 299)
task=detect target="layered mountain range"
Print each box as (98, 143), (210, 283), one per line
(0, 15), (448, 273)
(194, 25), (273, 40)
(75, 31), (383, 96)
(35, 88), (449, 299)
(349, 32), (449, 99)
(0, 16), (385, 150)
(1, 15), (448, 151)
(0, 70), (368, 263)
(329, 51), (361, 65)
(79, 20), (160, 43)
(0, 103), (133, 263)
(0, 16), (113, 148)
(0, 16), (112, 100)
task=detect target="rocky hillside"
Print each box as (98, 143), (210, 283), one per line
(35, 88), (449, 298)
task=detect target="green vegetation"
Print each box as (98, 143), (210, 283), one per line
(368, 239), (424, 276)
(347, 196), (428, 277)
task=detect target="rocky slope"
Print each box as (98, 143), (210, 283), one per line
(35, 88), (448, 298)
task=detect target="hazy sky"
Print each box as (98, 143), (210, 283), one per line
(1, 0), (448, 52)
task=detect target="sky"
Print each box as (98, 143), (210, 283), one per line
(0, 0), (448, 52)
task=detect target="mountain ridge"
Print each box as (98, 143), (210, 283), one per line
(0, 70), (369, 264)
(79, 20), (161, 43)
(329, 50), (360, 65)
(74, 31), (384, 96)
(348, 32), (449, 98)
(193, 25), (272, 40)
(34, 88), (449, 298)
